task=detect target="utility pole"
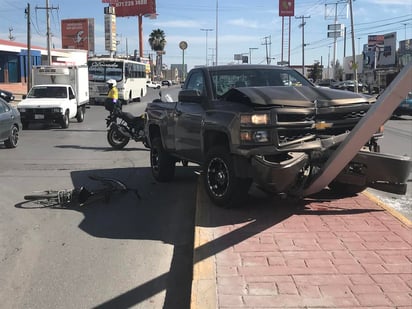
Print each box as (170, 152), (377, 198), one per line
(261, 36), (272, 64)
(25, 3), (31, 92)
(36, 0), (58, 65)
(325, 1), (347, 80)
(200, 28), (213, 66)
(349, 0), (358, 92)
(296, 15), (310, 75)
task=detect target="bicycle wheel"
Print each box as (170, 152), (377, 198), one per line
(24, 191), (59, 201)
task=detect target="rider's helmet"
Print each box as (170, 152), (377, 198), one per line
(106, 79), (117, 87)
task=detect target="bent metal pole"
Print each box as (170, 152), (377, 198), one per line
(303, 63), (412, 197)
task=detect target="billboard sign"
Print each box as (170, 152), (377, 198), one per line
(377, 32), (396, 68)
(61, 19), (94, 52)
(104, 13), (116, 52)
(102, 0), (156, 17)
(363, 32), (397, 69)
(279, 0), (295, 17)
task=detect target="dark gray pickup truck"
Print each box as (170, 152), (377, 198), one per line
(145, 65), (411, 207)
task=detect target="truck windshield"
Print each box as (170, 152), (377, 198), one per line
(28, 86), (67, 99)
(210, 68), (313, 98)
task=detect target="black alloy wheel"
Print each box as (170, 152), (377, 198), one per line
(204, 146), (251, 208)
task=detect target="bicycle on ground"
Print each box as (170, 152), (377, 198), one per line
(23, 175), (140, 207)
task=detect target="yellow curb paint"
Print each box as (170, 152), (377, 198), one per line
(191, 180), (217, 309)
(363, 191), (412, 227)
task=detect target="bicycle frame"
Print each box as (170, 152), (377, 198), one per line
(24, 175), (140, 207)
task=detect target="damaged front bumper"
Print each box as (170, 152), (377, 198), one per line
(248, 149), (411, 196)
(333, 151), (411, 195)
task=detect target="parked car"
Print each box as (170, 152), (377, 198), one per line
(0, 98), (22, 148)
(315, 79), (337, 87)
(161, 80), (172, 87)
(146, 80), (161, 89)
(393, 91), (412, 117)
(332, 80), (365, 93)
(0, 89), (15, 102)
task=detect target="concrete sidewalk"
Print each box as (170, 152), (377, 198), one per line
(192, 183), (412, 308)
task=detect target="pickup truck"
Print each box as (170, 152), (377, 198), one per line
(17, 65), (89, 129)
(145, 65), (411, 207)
(18, 84), (84, 129)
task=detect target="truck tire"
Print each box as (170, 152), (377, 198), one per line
(76, 106), (85, 122)
(60, 110), (70, 129)
(150, 137), (175, 182)
(203, 146), (252, 208)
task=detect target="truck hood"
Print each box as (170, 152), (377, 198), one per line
(17, 98), (68, 108)
(224, 86), (375, 107)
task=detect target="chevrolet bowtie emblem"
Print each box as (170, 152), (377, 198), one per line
(313, 121), (333, 130)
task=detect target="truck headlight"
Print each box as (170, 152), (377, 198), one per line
(18, 108), (26, 112)
(52, 108), (61, 113)
(240, 130), (269, 143)
(240, 113), (270, 125)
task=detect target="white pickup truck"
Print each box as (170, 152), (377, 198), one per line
(17, 65), (89, 129)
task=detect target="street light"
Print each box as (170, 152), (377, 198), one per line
(200, 28), (213, 66)
(249, 47), (258, 64)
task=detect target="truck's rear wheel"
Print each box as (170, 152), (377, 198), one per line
(150, 137), (175, 182)
(60, 110), (70, 129)
(76, 106), (85, 122)
(204, 146), (252, 208)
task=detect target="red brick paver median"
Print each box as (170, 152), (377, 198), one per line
(192, 186), (412, 309)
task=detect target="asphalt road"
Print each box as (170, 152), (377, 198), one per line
(0, 87), (196, 309)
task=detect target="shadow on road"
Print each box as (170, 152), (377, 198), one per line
(15, 166), (383, 308)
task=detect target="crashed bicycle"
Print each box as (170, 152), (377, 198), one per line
(23, 175), (140, 207)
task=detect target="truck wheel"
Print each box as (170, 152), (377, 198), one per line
(204, 146), (252, 208)
(107, 126), (130, 149)
(328, 181), (366, 195)
(76, 106), (85, 122)
(150, 137), (175, 182)
(60, 111), (70, 129)
(4, 125), (19, 148)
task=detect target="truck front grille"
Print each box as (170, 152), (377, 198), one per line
(274, 104), (371, 147)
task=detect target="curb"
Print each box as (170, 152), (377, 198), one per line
(362, 190), (412, 227)
(191, 179), (217, 309)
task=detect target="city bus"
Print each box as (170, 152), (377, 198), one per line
(87, 57), (147, 104)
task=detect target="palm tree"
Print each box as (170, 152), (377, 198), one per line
(148, 29), (167, 79)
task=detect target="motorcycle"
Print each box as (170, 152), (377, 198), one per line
(105, 102), (147, 149)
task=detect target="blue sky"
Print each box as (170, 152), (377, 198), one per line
(1, 0), (411, 70)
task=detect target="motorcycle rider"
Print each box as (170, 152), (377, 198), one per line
(105, 79), (119, 111)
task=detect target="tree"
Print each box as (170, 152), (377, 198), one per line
(148, 29), (167, 78)
(308, 62), (323, 82)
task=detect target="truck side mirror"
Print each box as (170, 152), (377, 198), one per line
(178, 89), (204, 103)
